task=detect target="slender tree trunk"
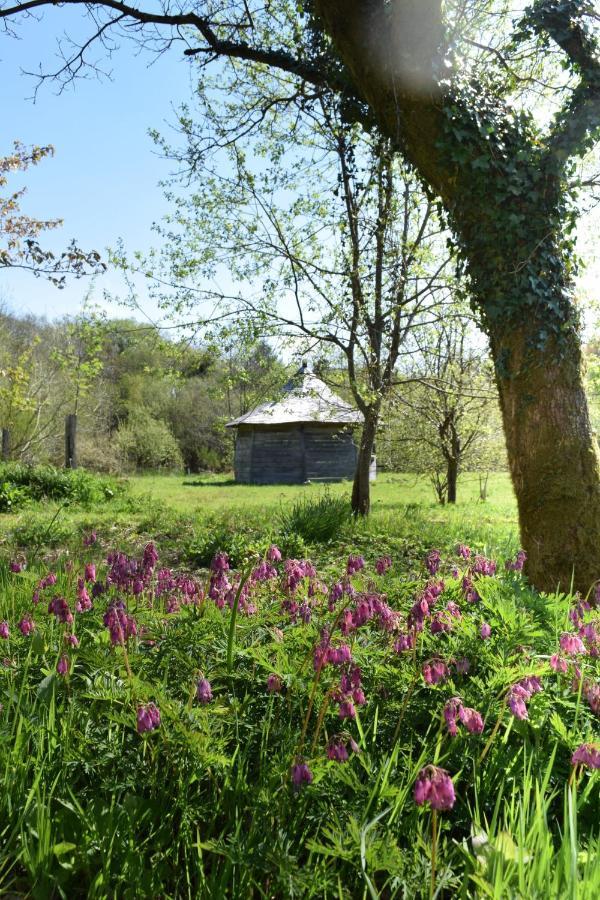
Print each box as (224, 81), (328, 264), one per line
(446, 459), (458, 504)
(65, 414), (77, 469)
(490, 325), (600, 595)
(351, 410), (378, 516)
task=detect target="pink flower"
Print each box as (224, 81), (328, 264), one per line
(9, 560), (24, 573)
(347, 554), (365, 576)
(65, 634), (80, 647)
(327, 737), (349, 762)
(559, 633), (586, 655)
(550, 654), (568, 673)
(267, 545), (282, 562)
(459, 706), (484, 734)
(571, 743), (600, 769)
(422, 658), (449, 685)
(425, 550), (441, 576)
(196, 678), (213, 705)
(338, 699), (356, 719)
(17, 615), (35, 636)
(505, 550), (527, 572)
(267, 673), (283, 693)
(136, 702), (161, 734)
(507, 684), (529, 719)
(57, 655), (69, 676)
(394, 633), (415, 653)
(479, 623), (491, 639)
(0, 622), (9, 639)
(375, 555), (392, 575)
(457, 544), (471, 560)
(83, 531), (97, 546)
(444, 698), (462, 736)
(84, 563), (96, 582)
(414, 765), (455, 810)
(291, 761), (312, 788)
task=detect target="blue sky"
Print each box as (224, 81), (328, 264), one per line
(1, 8), (195, 322)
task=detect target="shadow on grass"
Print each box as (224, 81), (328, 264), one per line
(182, 479), (238, 487)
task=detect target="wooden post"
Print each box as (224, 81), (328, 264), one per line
(65, 414), (77, 469)
(1, 428), (10, 462)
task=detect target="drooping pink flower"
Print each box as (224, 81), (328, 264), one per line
(267, 544), (282, 562)
(507, 684), (529, 719)
(422, 658), (449, 685)
(550, 654), (569, 673)
(267, 673), (283, 693)
(394, 632), (415, 653)
(57, 655), (69, 676)
(479, 623), (491, 640)
(327, 737), (349, 762)
(196, 677), (213, 705)
(571, 743), (600, 769)
(347, 554), (365, 576)
(505, 550), (527, 572)
(454, 657), (471, 675)
(457, 544), (471, 560)
(9, 560), (24, 573)
(444, 698), (462, 736)
(136, 702), (161, 734)
(0, 622), (8, 639)
(84, 563), (96, 582)
(559, 633), (586, 656)
(338, 699), (356, 719)
(17, 615), (35, 636)
(472, 555), (497, 577)
(65, 634), (80, 647)
(375, 555), (392, 575)
(291, 761), (313, 788)
(458, 706), (484, 734)
(83, 531), (97, 546)
(414, 765), (455, 810)
(425, 550), (441, 576)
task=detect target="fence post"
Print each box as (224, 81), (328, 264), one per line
(1, 428), (10, 462)
(65, 414), (77, 469)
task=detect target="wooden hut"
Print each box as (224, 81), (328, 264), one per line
(226, 364), (363, 484)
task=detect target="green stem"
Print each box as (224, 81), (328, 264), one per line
(226, 566), (253, 674)
(430, 809), (438, 900)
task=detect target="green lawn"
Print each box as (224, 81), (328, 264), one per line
(0, 471), (519, 565)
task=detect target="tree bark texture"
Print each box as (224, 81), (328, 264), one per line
(446, 460), (458, 505)
(352, 412), (378, 516)
(490, 325), (600, 594)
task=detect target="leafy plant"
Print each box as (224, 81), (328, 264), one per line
(278, 490), (352, 543)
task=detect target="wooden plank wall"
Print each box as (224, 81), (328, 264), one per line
(233, 425), (357, 483)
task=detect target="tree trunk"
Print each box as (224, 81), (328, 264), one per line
(446, 459), (458, 504)
(490, 326), (600, 595)
(351, 411), (378, 516)
(65, 414), (77, 469)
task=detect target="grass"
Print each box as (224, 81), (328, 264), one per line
(1, 470), (598, 897)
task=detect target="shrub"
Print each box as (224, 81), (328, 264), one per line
(0, 463), (121, 510)
(278, 490), (352, 543)
(115, 411), (183, 471)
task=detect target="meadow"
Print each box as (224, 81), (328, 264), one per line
(0, 469), (599, 898)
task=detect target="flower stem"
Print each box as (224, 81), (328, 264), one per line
(430, 809), (438, 900)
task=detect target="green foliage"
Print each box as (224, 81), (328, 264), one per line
(0, 463), (120, 510)
(278, 489), (353, 544)
(115, 410), (183, 471)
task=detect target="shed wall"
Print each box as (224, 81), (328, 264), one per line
(233, 424), (357, 483)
